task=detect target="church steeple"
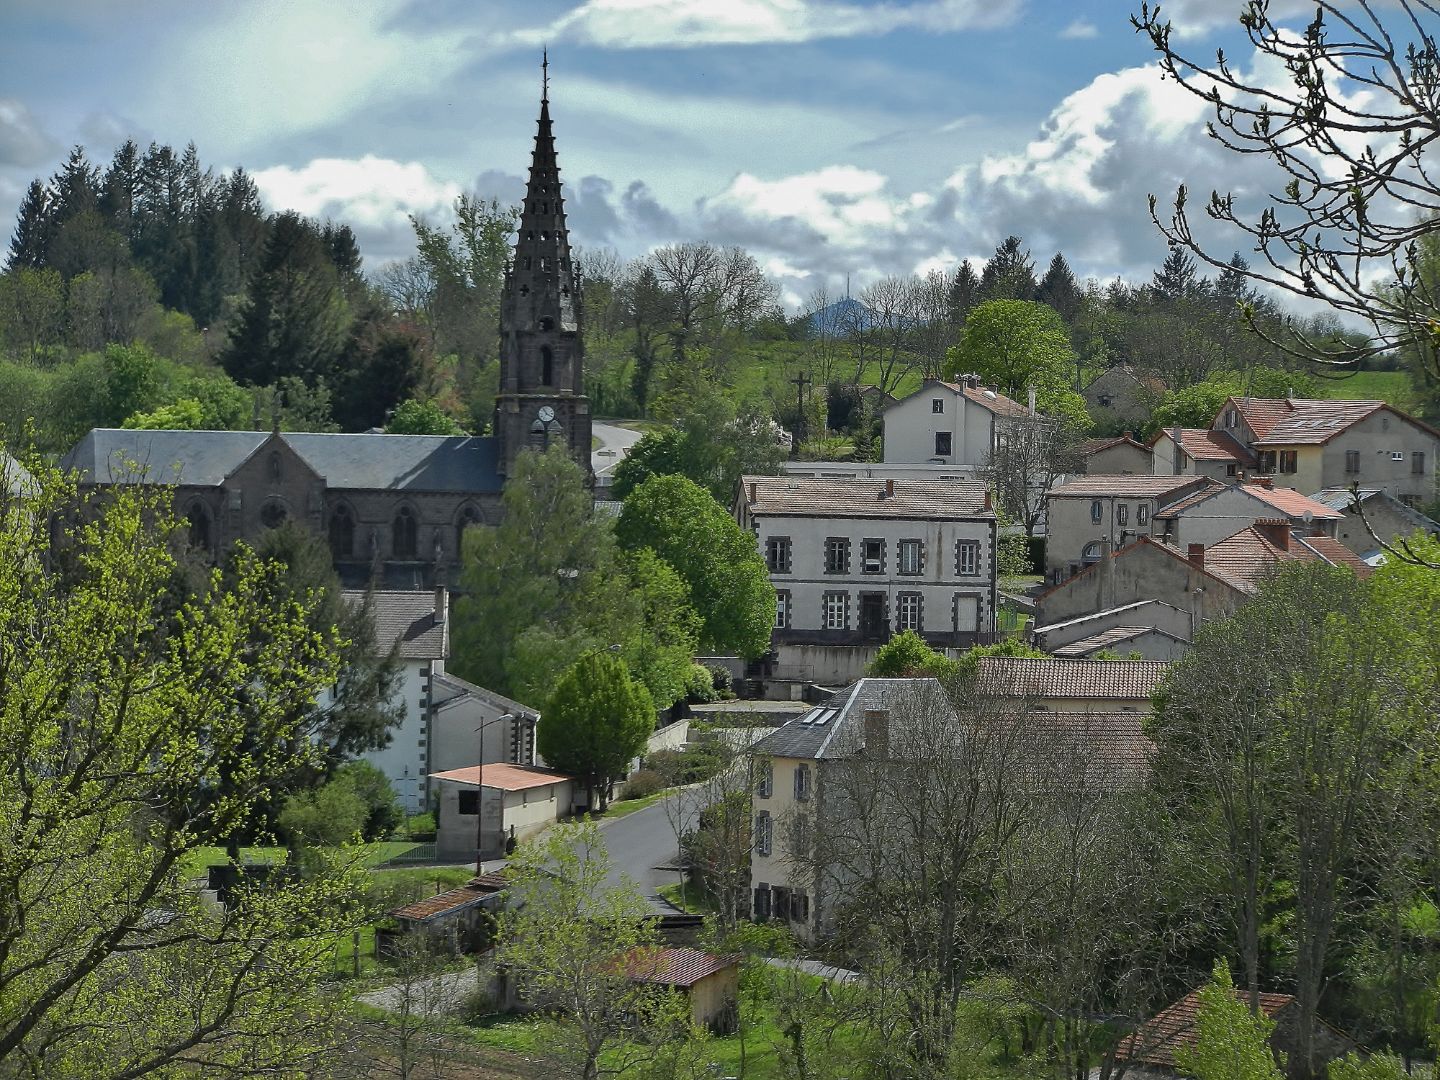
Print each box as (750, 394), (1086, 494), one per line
(494, 56), (591, 481)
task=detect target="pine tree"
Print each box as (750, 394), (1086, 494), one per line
(1035, 251), (1081, 324)
(1151, 247), (1200, 301)
(978, 235), (1037, 302)
(100, 139), (142, 244)
(6, 180), (51, 270)
(48, 146), (100, 229)
(949, 259), (980, 324)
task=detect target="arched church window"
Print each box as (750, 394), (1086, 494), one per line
(329, 504), (355, 559)
(186, 502), (211, 551)
(524, 257), (532, 270)
(455, 505), (482, 556)
(539, 317), (554, 332)
(393, 506), (418, 559)
(541, 346), (554, 385)
(1082, 541), (1103, 564)
(268, 452), (282, 482)
(260, 499), (287, 529)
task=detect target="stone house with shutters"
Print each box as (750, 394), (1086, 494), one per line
(736, 474), (997, 687)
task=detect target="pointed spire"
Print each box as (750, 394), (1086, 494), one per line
(542, 48), (549, 104)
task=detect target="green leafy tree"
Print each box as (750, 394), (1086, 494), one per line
(867, 629), (960, 678)
(945, 299), (1082, 419)
(385, 397), (464, 435)
(538, 652), (655, 811)
(1173, 962), (1284, 1080)
(333, 759), (404, 841)
(615, 473), (775, 658)
(0, 457), (365, 1074)
(279, 772), (368, 848)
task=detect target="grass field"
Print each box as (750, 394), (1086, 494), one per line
(1312, 368), (1418, 407)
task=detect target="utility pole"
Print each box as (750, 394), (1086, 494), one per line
(790, 370), (812, 453)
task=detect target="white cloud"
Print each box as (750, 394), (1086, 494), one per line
(0, 99), (59, 167)
(508, 0), (1023, 48)
(252, 156), (462, 264)
(1058, 19), (1098, 40)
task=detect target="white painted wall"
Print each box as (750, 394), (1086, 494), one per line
(882, 383), (997, 466)
(337, 658), (434, 814)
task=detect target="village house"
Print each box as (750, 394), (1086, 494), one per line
(1310, 486), (1440, 561)
(1149, 426), (1256, 482)
(1077, 432), (1154, 475)
(1033, 521), (1371, 651)
(618, 948), (741, 1034)
(1209, 396), (1440, 504)
(432, 763), (577, 862)
(1030, 600), (1194, 661)
(881, 376), (1029, 466)
(750, 677), (1152, 941)
(1081, 364), (1166, 431)
(972, 655), (1169, 712)
(736, 474), (997, 687)
(381, 870), (510, 956)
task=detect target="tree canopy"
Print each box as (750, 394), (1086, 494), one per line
(538, 652), (656, 811)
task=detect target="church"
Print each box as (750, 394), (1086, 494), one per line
(62, 73), (592, 589)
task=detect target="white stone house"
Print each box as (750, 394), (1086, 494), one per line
(432, 763), (577, 861)
(880, 377), (1029, 466)
(736, 475), (998, 686)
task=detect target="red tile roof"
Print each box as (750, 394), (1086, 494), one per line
(1078, 434), (1152, 456)
(1117, 989), (1295, 1067)
(1240, 482), (1343, 521)
(742, 475), (992, 519)
(933, 380), (1031, 417)
(1049, 475), (1210, 499)
(1229, 397), (1299, 439)
(1152, 479), (1229, 519)
(1154, 427), (1256, 465)
(1296, 533), (1373, 573)
(430, 764), (574, 791)
(1202, 523), (1371, 592)
(1020, 711), (1155, 784)
(1251, 399), (1386, 445)
(620, 947), (741, 988)
(389, 873), (509, 922)
(974, 657), (1169, 701)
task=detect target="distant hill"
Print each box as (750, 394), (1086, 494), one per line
(805, 297), (878, 336)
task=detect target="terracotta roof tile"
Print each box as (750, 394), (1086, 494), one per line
(1159, 427), (1257, 465)
(1049, 475), (1211, 499)
(1117, 989), (1294, 1067)
(974, 657), (1168, 701)
(1230, 397), (1297, 439)
(1248, 398), (1386, 445)
(1078, 434), (1152, 456)
(1202, 523), (1370, 591)
(430, 764), (574, 791)
(390, 873), (509, 922)
(1239, 483), (1343, 520)
(1296, 534), (1373, 574)
(742, 475), (992, 519)
(1019, 710), (1155, 784)
(620, 948), (741, 988)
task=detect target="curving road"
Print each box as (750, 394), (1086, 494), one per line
(591, 421), (644, 478)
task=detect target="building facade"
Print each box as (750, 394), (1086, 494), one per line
(881, 377), (1029, 466)
(737, 475), (997, 685)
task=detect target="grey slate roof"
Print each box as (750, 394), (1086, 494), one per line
(752, 678), (948, 760)
(1051, 627), (1188, 658)
(344, 590), (447, 660)
(62, 429), (502, 493)
(741, 475), (992, 520)
(432, 670), (540, 720)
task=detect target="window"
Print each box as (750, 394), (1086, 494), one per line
(1392, 451), (1406, 461)
(823, 592), (848, 630)
(791, 815), (810, 858)
(754, 811), (773, 857)
(955, 540), (980, 576)
(1226, 408), (1237, 429)
(861, 538), (884, 574)
(268, 451), (282, 482)
(898, 539), (923, 575)
(186, 503), (211, 551)
(1090, 500), (1103, 524)
(328, 504), (355, 559)
(1415, 451), (1427, 475)
(393, 506), (419, 558)
(753, 885), (772, 921)
(259, 499), (287, 529)
(791, 892), (810, 923)
(774, 590), (790, 629)
(1346, 449), (1361, 474)
(934, 431), (953, 456)
(1279, 450), (1298, 474)
(1117, 504), (1129, 526)
(1137, 504), (1149, 526)
(456, 505), (482, 555)
(1257, 450), (1277, 474)
(766, 536), (792, 573)
(794, 763), (812, 802)
(540, 346), (554, 384)
(824, 537), (850, 574)
(932, 398), (944, 413)
(1226, 463), (1239, 477)
(458, 790), (479, 816)
(896, 592), (922, 632)
(755, 758), (773, 798)
(1082, 541), (1103, 563)
(1098, 394), (1113, 408)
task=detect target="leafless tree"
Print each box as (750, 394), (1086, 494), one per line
(984, 415), (1085, 539)
(910, 268), (959, 381)
(354, 935), (466, 1079)
(848, 275), (921, 397)
(663, 734), (755, 930)
(1134, 0), (1440, 373)
(648, 242), (779, 376)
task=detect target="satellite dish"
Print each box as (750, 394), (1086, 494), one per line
(1302, 510), (1313, 523)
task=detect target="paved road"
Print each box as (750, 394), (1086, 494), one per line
(591, 421), (644, 478)
(595, 790), (698, 914)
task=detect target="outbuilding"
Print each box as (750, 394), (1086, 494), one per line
(432, 764), (576, 862)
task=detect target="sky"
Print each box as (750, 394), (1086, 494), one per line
(0, 0), (1328, 310)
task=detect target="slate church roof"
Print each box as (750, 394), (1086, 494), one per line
(62, 429), (503, 493)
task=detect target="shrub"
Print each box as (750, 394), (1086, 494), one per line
(708, 665), (734, 696)
(685, 663), (717, 704)
(405, 812), (437, 841)
(335, 760), (405, 841)
(619, 768), (666, 801)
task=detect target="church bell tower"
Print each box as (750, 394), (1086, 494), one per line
(495, 55), (593, 481)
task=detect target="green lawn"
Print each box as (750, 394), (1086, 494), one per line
(180, 840), (435, 883)
(588, 788), (673, 821)
(1313, 369), (1417, 407)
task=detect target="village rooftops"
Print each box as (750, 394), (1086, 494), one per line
(1047, 474), (1211, 500)
(753, 678), (943, 760)
(430, 670), (540, 721)
(974, 656), (1169, 701)
(1149, 426), (1256, 465)
(619, 948), (742, 989)
(740, 475), (992, 520)
(1050, 626), (1188, 658)
(344, 589), (448, 660)
(882, 377), (1030, 418)
(1237, 480), (1343, 521)
(1202, 522), (1371, 591)
(1077, 432), (1151, 455)
(1226, 396), (1440, 445)
(388, 872), (509, 923)
(430, 763), (573, 791)
(1116, 989), (1296, 1069)
(62, 428), (503, 492)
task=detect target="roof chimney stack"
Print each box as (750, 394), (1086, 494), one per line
(1187, 543), (1205, 570)
(983, 488), (992, 512)
(884, 478), (895, 498)
(748, 481), (756, 504)
(434, 584), (448, 627)
(1255, 519), (1291, 551)
(1028, 386), (1037, 415)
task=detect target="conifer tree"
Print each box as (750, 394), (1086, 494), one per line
(6, 179), (51, 269)
(1035, 251), (1081, 324)
(978, 235), (1037, 303)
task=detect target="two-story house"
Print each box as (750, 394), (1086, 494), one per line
(881, 377), (1029, 466)
(737, 475), (997, 686)
(1210, 396), (1440, 504)
(1148, 426), (1256, 482)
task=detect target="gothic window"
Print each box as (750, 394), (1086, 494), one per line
(539, 317), (554, 331)
(456, 504), (482, 555)
(393, 506), (418, 559)
(268, 452), (282, 482)
(186, 502), (211, 551)
(329, 504), (355, 559)
(260, 499), (287, 529)
(541, 346), (554, 385)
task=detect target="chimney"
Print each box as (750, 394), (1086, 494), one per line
(1257, 476), (1273, 489)
(982, 488), (992, 512)
(863, 709), (889, 758)
(1255, 519), (1290, 551)
(434, 584), (448, 627)
(1123, 430), (1133, 441)
(884, 478), (895, 498)
(748, 481), (756, 504)
(1187, 543), (1205, 570)
(1172, 425), (1184, 474)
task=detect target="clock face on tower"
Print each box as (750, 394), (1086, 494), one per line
(537, 405), (556, 423)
